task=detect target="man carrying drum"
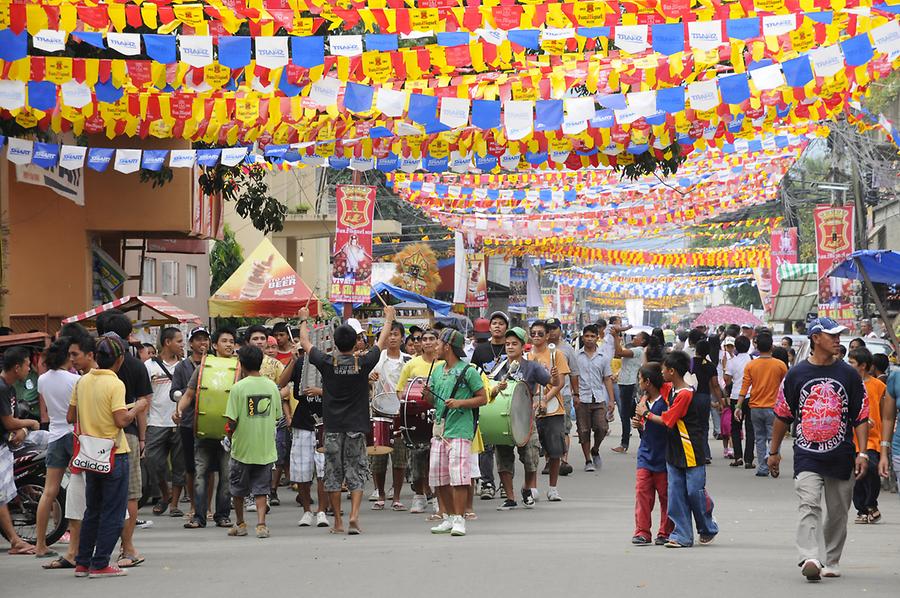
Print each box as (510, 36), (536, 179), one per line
(489, 327), (551, 511)
(396, 329), (442, 516)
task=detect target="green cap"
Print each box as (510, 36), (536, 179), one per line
(505, 327), (527, 344)
(439, 328), (466, 358)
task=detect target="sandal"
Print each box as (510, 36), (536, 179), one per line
(8, 542), (36, 555)
(117, 553), (145, 568)
(729, 459), (744, 467)
(854, 513), (869, 524)
(371, 500), (385, 510)
(152, 500), (169, 515)
(425, 513), (443, 522)
(464, 511), (478, 520)
(183, 519), (205, 529)
(169, 508), (184, 518)
(868, 509), (882, 523)
(35, 550), (60, 559)
(42, 556), (76, 570)
(215, 518), (232, 528)
(391, 502), (407, 511)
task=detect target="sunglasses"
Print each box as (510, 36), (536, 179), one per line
(412, 336), (423, 342)
(530, 331), (545, 337)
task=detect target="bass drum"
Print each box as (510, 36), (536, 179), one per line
(195, 355), (240, 440)
(395, 378), (433, 445)
(366, 417), (394, 456)
(479, 380), (533, 447)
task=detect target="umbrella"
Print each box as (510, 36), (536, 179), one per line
(692, 305), (763, 328)
(826, 250), (900, 351)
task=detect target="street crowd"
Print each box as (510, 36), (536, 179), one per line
(0, 308), (897, 583)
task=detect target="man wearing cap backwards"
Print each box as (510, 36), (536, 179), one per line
(544, 318), (579, 475)
(426, 328), (487, 537)
(769, 318), (869, 582)
(470, 311), (510, 499)
(490, 327), (551, 510)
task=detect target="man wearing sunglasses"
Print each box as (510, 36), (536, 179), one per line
(526, 321), (567, 503)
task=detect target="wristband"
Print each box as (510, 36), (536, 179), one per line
(881, 441), (891, 447)
(857, 452), (869, 460)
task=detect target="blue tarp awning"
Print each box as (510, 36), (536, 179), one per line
(372, 282), (452, 316)
(827, 250), (900, 285)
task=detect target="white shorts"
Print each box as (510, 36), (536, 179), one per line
(65, 471), (86, 521)
(0, 445), (16, 505)
(290, 429), (324, 484)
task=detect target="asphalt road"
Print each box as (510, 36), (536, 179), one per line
(3, 430), (899, 597)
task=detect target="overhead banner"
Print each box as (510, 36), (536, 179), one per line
(814, 205), (856, 325)
(16, 163), (84, 206)
(453, 232), (487, 308)
(770, 227), (798, 300)
(509, 267), (527, 314)
(330, 185), (376, 304)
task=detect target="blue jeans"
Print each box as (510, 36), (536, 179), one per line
(751, 408), (775, 475)
(77, 453), (129, 570)
(194, 440), (231, 524)
(666, 463), (718, 546)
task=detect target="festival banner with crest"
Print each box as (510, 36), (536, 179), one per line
(814, 205), (856, 325)
(331, 185), (376, 303)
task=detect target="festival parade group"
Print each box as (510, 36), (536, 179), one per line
(1, 304), (898, 583)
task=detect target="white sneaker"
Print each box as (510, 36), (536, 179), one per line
(316, 512), (330, 528)
(368, 489), (380, 502)
(547, 488), (562, 502)
(801, 559), (822, 581)
(821, 565), (841, 578)
(298, 511), (314, 527)
(245, 497), (257, 513)
(430, 516), (453, 534)
(450, 515), (466, 536)
(410, 495), (427, 514)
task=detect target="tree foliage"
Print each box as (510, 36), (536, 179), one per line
(198, 162), (287, 235)
(209, 224), (243, 295)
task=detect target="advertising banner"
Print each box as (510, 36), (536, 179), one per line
(330, 185), (376, 303)
(453, 232), (487, 308)
(508, 267), (527, 314)
(814, 205), (856, 324)
(769, 227), (798, 299)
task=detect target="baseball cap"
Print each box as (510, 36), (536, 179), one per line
(346, 318), (365, 335)
(440, 328), (467, 359)
(807, 317), (848, 337)
(505, 327), (527, 344)
(189, 326), (209, 340)
(723, 336), (736, 346)
(489, 311), (510, 325)
(474, 318), (491, 340)
(545, 318), (561, 330)
(266, 335), (277, 347)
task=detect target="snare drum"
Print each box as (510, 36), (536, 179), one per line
(479, 380), (533, 447)
(367, 417), (394, 456)
(395, 378), (434, 445)
(372, 392), (401, 417)
(195, 355), (240, 440)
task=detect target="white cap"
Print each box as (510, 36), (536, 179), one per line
(724, 336), (736, 346)
(346, 318), (364, 335)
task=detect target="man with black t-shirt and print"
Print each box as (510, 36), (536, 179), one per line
(770, 318), (869, 582)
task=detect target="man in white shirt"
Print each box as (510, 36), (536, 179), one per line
(144, 327), (186, 516)
(369, 321), (411, 510)
(724, 335), (755, 469)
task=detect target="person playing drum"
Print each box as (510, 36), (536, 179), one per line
(490, 327), (551, 511)
(426, 328), (487, 537)
(396, 329), (442, 516)
(296, 305), (395, 535)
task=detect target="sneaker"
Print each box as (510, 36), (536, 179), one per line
(245, 497), (257, 513)
(369, 489), (380, 502)
(480, 483), (495, 500)
(521, 487), (535, 508)
(256, 524), (270, 538)
(499, 486), (507, 499)
(88, 565), (127, 578)
(74, 565), (89, 578)
(497, 499), (518, 511)
(612, 446), (627, 454)
(592, 454), (603, 469)
(450, 515), (466, 537)
(298, 511), (314, 527)
(227, 522), (248, 537)
(632, 535), (651, 545)
(654, 536), (668, 546)
(801, 559), (822, 581)
(755, 471), (769, 477)
(431, 516), (453, 534)
(821, 565), (841, 578)
(410, 495), (428, 513)
(136, 519), (153, 529)
(269, 491), (280, 506)
(559, 462), (573, 476)
(584, 461), (596, 472)
(541, 462), (550, 475)
(547, 488), (562, 502)
(316, 512), (330, 528)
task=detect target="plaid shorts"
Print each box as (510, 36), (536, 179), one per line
(369, 440), (409, 475)
(0, 445), (16, 505)
(124, 433), (142, 500)
(428, 437), (472, 488)
(290, 428), (324, 484)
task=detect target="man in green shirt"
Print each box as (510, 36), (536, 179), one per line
(225, 345), (280, 539)
(427, 328), (487, 537)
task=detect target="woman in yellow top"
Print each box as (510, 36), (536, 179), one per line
(66, 335), (148, 578)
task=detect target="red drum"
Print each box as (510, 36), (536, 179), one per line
(367, 417), (394, 456)
(315, 422), (325, 454)
(395, 377), (434, 446)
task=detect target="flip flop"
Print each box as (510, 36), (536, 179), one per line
(117, 553), (145, 568)
(391, 502), (407, 511)
(169, 508), (184, 518)
(152, 500), (169, 515)
(9, 543), (37, 555)
(348, 523), (361, 535)
(42, 556), (76, 570)
(371, 500), (385, 510)
(35, 550), (60, 559)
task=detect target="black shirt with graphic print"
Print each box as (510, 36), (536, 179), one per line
(309, 347), (380, 434)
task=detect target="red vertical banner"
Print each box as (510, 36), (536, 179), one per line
(453, 232), (487, 308)
(814, 205), (855, 325)
(330, 185), (376, 304)
(769, 227), (798, 301)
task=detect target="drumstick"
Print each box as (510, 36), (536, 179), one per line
(374, 290), (389, 308)
(304, 284), (319, 310)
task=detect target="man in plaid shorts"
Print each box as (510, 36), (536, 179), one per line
(427, 329), (487, 537)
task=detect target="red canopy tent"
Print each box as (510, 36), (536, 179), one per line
(62, 296), (202, 326)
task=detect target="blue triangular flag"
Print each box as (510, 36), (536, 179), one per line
(719, 73), (750, 104)
(366, 34), (398, 52)
(27, 82), (57, 112)
(218, 36), (251, 69)
(86, 148), (115, 172)
(73, 31), (105, 49)
(141, 150), (168, 171)
(781, 55), (813, 88)
(656, 87), (685, 113)
(344, 82), (374, 113)
(841, 34), (873, 66)
(472, 100), (501, 130)
(32, 142), (59, 169)
(408, 94), (438, 125)
(0, 30), (28, 62)
(144, 35), (176, 64)
(196, 149), (221, 167)
(507, 30), (540, 49)
(535, 100), (563, 131)
(291, 36), (324, 68)
(726, 18), (760, 41)
(652, 23), (684, 56)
